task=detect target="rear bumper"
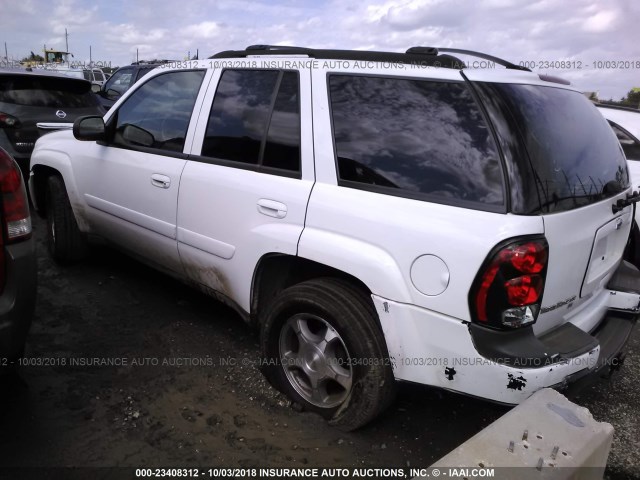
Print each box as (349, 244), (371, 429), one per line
(0, 239), (37, 365)
(560, 313), (635, 394)
(372, 260), (639, 404)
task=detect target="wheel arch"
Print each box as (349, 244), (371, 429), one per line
(250, 253), (375, 325)
(30, 154), (88, 232)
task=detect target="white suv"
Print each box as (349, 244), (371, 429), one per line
(29, 46), (640, 430)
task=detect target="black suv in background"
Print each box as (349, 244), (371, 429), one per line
(0, 68), (105, 178)
(95, 61), (173, 110)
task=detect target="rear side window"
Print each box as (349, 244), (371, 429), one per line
(0, 75), (98, 107)
(111, 70), (205, 153)
(201, 69), (301, 174)
(328, 75), (504, 207)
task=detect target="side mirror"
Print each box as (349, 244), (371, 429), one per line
(91, 83), (101, 93)
(73, 116), (106, 141)
(106, 88), (121, 99)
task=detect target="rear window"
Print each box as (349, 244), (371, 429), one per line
(476, 83), (629, 214)
(328, 74), (504, 208)
(0, 74), (97, 108)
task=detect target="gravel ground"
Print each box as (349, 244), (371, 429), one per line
(0, 216), (638, 479)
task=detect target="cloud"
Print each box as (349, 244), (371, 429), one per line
(1, 0), (638, 99)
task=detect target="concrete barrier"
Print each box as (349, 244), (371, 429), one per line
(423, 388), (613, 479)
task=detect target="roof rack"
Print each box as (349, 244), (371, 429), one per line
(210, 45), (533, 72)
(406, 47), (530, 71)
(130, 59), (174, 65)
(210, 45), (465, 69)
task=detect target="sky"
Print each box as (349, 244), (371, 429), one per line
(0, 0), (638, 100)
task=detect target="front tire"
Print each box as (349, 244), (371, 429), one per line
(260, 278), (396, 431)
(46, 175), (88, 263)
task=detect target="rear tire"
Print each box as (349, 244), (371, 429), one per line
(46, 175), (88, 263)
(260, 277), (396, 431)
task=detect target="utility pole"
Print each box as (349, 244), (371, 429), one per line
(65, 28), (69, 52)
(90, 45), (92, 65)
(4, 42), (7, 62)
(136, 48), (139, 63)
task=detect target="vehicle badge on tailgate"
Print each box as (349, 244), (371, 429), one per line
(56, 110), (67, 119)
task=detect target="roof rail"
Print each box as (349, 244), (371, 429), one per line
(130, 59), (174, 65)
(210, 45), (465, 69)
(406, 47), (530, 71)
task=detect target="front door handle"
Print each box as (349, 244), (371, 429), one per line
(151, 174), (171, 189)
(257, 199), (287, 219)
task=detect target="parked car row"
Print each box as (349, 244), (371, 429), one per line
(24, 45), (640, 431)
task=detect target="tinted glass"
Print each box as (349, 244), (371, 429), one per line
(202, 70), (279, 165)
(329, 75), (503, 205)
(0, 74), (98, 107)
(112, 70), (205, 152)
(136, 67), (155, 81)
(263, 72), (300, 171)
(610, 122), (640, 161)
(477, 83), (629, 213)
(104, 68), (134, 95)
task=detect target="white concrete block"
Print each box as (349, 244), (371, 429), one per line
(424, 388), (613, 479)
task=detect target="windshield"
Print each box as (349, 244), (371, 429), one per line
(476, 83), (629, 214)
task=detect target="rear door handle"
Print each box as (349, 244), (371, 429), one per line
(257, 199), (287, 219)
(151, 174), (171, 189)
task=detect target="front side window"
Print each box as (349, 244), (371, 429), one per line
(110, 70), (205, 153)
(328, 75), (504, 207)
(201, 69), (300, 173)
(104, 68), (134, 95)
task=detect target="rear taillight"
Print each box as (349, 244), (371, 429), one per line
(0, 112), (21, 128)
(470, 237), (548, 329)
(0, 147), (32, 243)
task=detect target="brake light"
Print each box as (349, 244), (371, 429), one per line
(470, 237), (548, 329)
(0, 112), (21, 128)
(0, 148), (32, 243)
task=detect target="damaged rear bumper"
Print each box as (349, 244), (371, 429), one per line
(372, 261), (639, 405)
(468, 260), (639, 399)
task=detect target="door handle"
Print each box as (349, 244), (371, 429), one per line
(151, 174), (171, 189)
(257, 199), (287, 219)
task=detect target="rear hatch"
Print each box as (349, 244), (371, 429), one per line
(474, 80), (632, 335)
(0, 72), (103, 155)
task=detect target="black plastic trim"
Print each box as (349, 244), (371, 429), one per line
(411, 47), (530, 72)
(187, 154), (302, 179)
